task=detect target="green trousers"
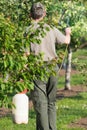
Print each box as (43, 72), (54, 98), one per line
(31, 65), (58, 130)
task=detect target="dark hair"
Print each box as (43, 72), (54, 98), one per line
(30, 2), (45, 20)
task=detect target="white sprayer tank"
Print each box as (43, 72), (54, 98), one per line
(12, 93), (29, 124)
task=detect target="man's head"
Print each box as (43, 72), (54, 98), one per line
(30, 2), (45, 20)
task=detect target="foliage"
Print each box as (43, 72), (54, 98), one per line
(0, 14), (16, 107)
(0, 0), (87, 107)
(47, 0), (87, 49)
(0, 0), (31, 26)
(0, 14), (56, 107)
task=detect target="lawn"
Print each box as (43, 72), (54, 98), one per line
(57, 92), (87, 130)
(0, 49), (87, 130)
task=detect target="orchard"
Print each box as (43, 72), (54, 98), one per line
(0, 0), (87, 107)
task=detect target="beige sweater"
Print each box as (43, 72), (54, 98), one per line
(30, 23), (66, 61)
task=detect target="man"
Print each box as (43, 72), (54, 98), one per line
(26, 2), (71, 130)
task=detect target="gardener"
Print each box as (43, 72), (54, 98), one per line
(25, 2), (71, 130)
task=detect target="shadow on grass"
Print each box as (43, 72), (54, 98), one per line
(57, 93), (85, 100)
(0, 108), (12, 118)
(29, 109), (36, 119)
(0, 107), (35, 120)
(56, 86), (87, 100)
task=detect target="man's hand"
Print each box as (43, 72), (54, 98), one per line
(65, 27), (71, 44)
(65, 27), (71, 35)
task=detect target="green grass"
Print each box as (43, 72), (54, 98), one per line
(1, 92), (87, 130)
(72, 49), (87, 67)
(57, 92), (87, 130)
(58, 73), (85, 89)
(0, 110), (36, 130)
(73, 49), (87, 57)
(0, 49), (87, 130)
(58, 48), (87, 88)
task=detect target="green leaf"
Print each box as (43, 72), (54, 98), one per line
(1, 84), (5, 91)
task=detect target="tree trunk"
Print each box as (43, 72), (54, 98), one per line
(65, 45), (72, 90)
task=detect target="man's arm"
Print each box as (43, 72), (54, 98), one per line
(64, 27), (71, 44)
(54, 27), (71, 44)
